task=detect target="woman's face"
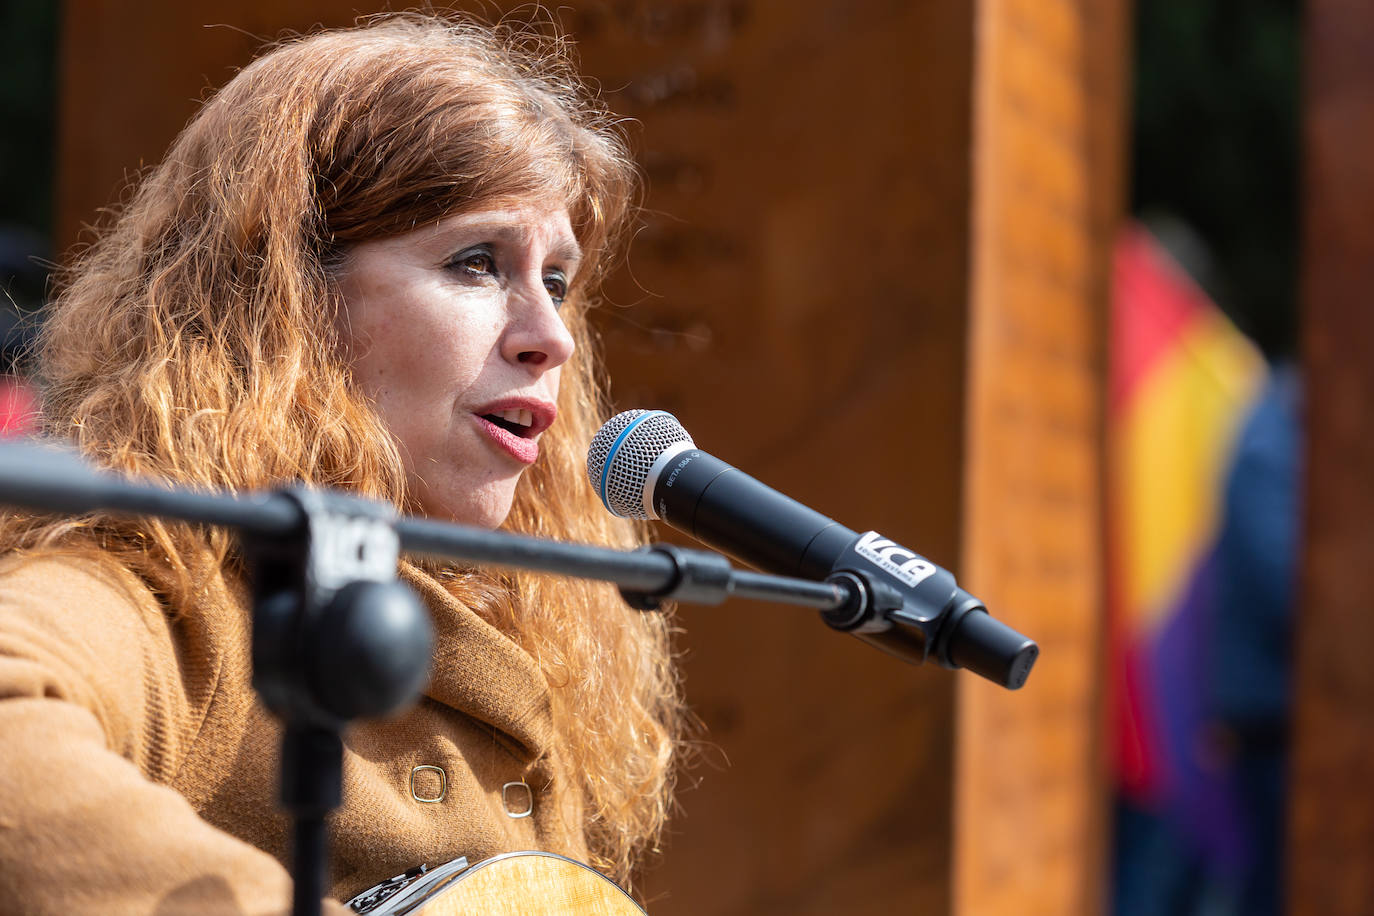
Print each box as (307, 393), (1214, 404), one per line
(334, 202), (579, 527)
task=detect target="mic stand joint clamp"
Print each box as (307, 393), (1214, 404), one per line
(619, 543), (736, 610)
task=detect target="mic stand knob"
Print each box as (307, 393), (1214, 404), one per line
(246, 488), (433, 916)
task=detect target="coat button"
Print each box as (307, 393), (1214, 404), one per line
(410, 765), (447, 803)
(502, 780), (533, 818)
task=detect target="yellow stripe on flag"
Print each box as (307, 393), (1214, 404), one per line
(1113, 307), (1265, 628)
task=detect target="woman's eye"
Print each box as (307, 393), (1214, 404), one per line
(544, 271), (569, 308)
(448, 248), (496, 278)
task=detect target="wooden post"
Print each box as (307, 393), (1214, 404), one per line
(1290, 1), (1374, 912)
(955, 0), (1127, 913)
(575, 3), (974, 911)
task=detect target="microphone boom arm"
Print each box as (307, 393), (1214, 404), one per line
(0, 440), (865, 614)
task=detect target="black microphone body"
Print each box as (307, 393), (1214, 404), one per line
(652, 450), (847, 579)
(590, 412), (1038, 690)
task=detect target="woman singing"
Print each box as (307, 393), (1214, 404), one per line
(0, 14), (682, 914)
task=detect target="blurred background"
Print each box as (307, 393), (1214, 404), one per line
(1, 0), (1370, 914)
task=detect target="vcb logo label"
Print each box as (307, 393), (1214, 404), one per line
(853, 531), (937, 589)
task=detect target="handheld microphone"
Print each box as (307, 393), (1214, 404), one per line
(586, 409), (1037, 689)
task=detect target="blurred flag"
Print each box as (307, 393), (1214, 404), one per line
(0, 375), (35, 436)
(1108, 223), (1265, 872)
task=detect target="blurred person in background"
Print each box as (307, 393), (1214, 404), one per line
(1110, 220), (1299, 916)
(1113, 0), (1300, 910)
(1203, 359), (1301, 916)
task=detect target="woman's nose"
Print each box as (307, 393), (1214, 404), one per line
(501, 277), (575, 370)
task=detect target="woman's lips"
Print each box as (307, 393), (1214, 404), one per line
(474, 413), (540, 464)
(471, 396), (556, 465)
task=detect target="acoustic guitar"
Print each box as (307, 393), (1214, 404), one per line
(346, 851), (646, 915)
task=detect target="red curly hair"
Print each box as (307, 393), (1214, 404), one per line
(10, 13), (682, 885)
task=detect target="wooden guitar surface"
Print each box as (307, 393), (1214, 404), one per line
(413, 851), (646, 916)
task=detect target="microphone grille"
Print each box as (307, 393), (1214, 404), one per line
(586, 409), (694, 519)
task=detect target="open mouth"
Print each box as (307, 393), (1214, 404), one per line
(481, 408), (536, 438)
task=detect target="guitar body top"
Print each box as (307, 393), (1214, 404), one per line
(348, 851), (646, 915)
(420, 852), (645, 915)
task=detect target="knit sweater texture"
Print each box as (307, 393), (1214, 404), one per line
(0, 551), (588, 914)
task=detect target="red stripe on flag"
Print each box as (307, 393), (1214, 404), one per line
(1111, 226), (1209, 409)
(0, 377), (37, 435)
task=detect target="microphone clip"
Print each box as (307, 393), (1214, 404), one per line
(819, 570), (906, 633)
(818, 569), (938, 667)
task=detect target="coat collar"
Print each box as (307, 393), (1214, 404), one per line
(398, 562), (554, 763)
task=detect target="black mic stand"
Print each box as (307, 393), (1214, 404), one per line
(0, 442), (887, 916)
(245, 488), (433, 916)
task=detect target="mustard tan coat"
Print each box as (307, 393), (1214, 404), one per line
(0, 554), (588, 915)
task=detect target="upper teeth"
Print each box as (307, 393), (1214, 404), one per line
(493, 408), (533, 428)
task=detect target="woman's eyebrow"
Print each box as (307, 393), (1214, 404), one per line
(551, 242), (584, 266)
(438, 220), (582, 265)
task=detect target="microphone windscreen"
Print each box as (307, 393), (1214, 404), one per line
(586, 409), (693, 519)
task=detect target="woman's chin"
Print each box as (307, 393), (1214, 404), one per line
(411, 481), (516, 530)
